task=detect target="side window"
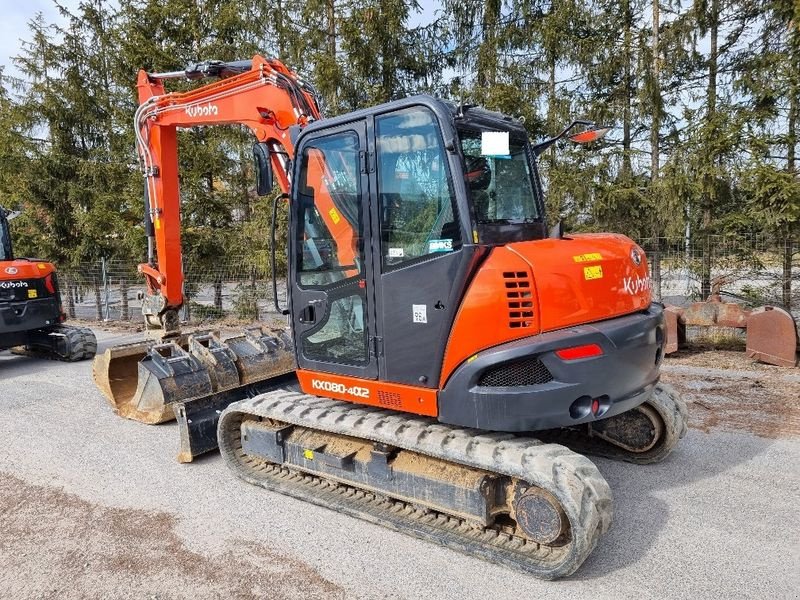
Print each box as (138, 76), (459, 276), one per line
(296, 132), (362, 288)
(376, 107), (461, 269)
(296, 130), (368, 365)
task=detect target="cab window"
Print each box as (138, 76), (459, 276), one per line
(376, 107), (461, 269)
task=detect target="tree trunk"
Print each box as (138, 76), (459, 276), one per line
(326, 0), (337, 108)
(782, 235), (793, 310)
(621, 0), (633, 182)
(477, 0), (499, 89)
(785, 87), (796, 310)
(650, 0), (662, 300)
(65, 275), (76, 319)
(548, 53), (557, 169)
(214, 278), (223, 312)
(701, 0), (719, 301)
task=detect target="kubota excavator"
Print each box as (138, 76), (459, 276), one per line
(1, 206), (96, 361)
(93, 56), (687, 579)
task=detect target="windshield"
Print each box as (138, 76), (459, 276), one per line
(458, 129), (540, 224)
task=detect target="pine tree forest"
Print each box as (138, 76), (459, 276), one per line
(0, 0), (797, 310)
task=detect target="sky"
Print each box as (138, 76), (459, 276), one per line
(0, 0), (441, 81)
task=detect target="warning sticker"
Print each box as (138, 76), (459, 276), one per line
(573, 252), (603, 263)
(27, 289), (38, 299)
(328, 208), (341, 225)
(388, 247), (404, 258)
(303, 449), (314, 460)
(584, 265), (603, 280)
(412, 304), (427, 324)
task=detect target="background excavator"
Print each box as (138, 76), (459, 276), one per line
(0, 206), (96, 361)
(93, 56), (687, 579)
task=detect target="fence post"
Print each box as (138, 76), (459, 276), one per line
(120, 272), (129, 321)
(64, 274), (76, 319)
(651, 238), (662, 301)
(93, 275), (102, 321)
(101, 257), (109, 321)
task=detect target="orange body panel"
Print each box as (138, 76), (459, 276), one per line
(439, 246), (541, 387)
(0, 259), (56, 280)
(297, 369), (438, 417)
(440, 233), (650, 387)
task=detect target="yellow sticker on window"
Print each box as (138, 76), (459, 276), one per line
(28, 289), (38, 298)
(328, 207), (341, 225)
(303, 449), (314, 460)
(584, 265), (603, 280)
(573, 253), (603, 263)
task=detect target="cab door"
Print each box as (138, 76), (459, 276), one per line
(289, 120), (378, 379)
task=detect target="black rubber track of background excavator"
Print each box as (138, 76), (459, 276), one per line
(536, 384), (688, 465)
(10, 324), (97, 362)
(218, 390), (614, 579)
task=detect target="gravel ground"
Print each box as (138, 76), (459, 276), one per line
(1, 329), (799, 599)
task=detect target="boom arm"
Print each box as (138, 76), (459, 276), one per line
(135, 55), (320, 329)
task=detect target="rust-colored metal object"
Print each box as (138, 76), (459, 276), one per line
(662, 296), (798, 367)
(746, 306), (799, 367)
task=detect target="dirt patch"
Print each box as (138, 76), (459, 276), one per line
(0, 472), (347, 600)
(662, 350), (800, 438)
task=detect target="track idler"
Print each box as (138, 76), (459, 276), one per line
(92, 327), (296, 426)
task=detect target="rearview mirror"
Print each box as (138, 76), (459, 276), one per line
(253, 142), (273, 196)
(568, 126), (611, 144)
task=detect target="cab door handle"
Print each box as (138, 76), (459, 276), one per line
(299, 305), (316, 323)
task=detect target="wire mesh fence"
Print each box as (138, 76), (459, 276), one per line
(56, 235), (799, 326)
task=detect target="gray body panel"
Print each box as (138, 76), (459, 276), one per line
(437, 304), (665, 431)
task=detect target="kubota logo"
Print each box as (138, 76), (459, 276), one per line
(622, 275), (651, 295)
(4, 266), (18, 275)
(185, 103), (219, 118)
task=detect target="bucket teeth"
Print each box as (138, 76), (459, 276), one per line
(92, 328), (297, 426)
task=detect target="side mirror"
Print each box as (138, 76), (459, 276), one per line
(253, 142), (273, 196)
(568, 126), (611, 144)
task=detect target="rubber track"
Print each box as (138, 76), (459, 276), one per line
(540, 383), (689, 465)
(219, 390), (613, 579)
(11, 324), (97, 362)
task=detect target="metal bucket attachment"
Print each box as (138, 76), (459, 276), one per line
(746, 306), (798, 367)
(224, 326), (295, 384)
(129, 342), (214, 423)
(94, 325), (297, 459)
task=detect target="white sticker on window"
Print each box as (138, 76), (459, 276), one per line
(481, 131), (510, 157)
(412, 304), (427, 324)
(388, 247), (404, 258)
(428, 239), (453, 253)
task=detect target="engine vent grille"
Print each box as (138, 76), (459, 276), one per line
(503, 271), (534, 329)
(478, 357), (553, 387)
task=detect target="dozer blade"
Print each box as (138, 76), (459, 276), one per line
(93, 328), (296, 432)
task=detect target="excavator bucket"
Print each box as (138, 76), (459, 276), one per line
(746, 306), (799, 367)
(93, 328), (297, 451)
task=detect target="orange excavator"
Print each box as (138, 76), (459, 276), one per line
(93, 56), (687, 579)
(1, 206), (96, 360)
